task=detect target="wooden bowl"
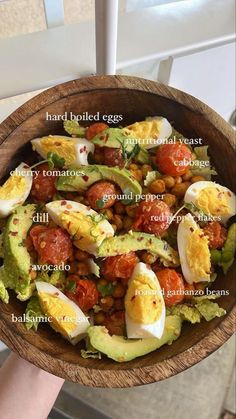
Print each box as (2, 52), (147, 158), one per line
(0, 76), (235, 387)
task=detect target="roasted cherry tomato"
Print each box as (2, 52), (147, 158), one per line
(30, 163), (58, 202)
(102, 252), (139, 281)
(156, 143), (192, 176)
(203, 221), (227, 249)
(103, 147), (124, 168)
(66, 278), (99, 312)
(86, 122), (109, 141)
(30, 225), (73, 265)
(156, 268), (185, 306)
(86, 180), (117, 210)
(104, 311), (125, 336)
(133, 200), (171, 236)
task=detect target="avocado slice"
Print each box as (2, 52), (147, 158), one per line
(219, 223), (236, 273)
(98, 231), (179, 266)
(91, 128), (133, 150)
(56, 165), (142, 204)
(3, 204), (36, 300)
(87, 315), (182, 362)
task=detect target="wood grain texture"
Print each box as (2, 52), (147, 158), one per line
(0, 76), (235, 387)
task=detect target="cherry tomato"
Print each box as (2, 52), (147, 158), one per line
(102, 252), (139, 281)
(103, 147), (124, 168)
(133, 200), (171, 236)
(104, 311), (125, 336)
(86, 123), (108, 141)
(30, 163), (58, 202)
(86, 180), (117, 210)
(30, 225), (73, 264)
(156, 143), (192, 176)
(203, 221), (227, 249)
(156, 268), (185, 306)
(66, 278), (99, 312)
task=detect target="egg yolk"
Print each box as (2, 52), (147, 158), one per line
(0, 175), (26, 199)
(38, 292), (79, 337)
(196, 187), (230, 216)
(125, 274), (163, 324)
(60, 211), (103, 248)
(125, 120), (162, 147)
(186, 229), (211, 281)
(40, 136), (75, 165)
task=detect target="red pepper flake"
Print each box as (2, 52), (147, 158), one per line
(61, 200), (67, 206)
(79, 148), (85, 154)
(190, 227), (194, 232)
(10, 231), (18, 236)
(104, 134), (109, 143)
(82, 175), (89, 182)
(55, 142), (62, 146)
(153, 301), (157, 305)
(13, 218), (19, 225)
(227, 192), (232, 197)
(131, 295), (136, 301)
(54, 292), (59, 296)
(137, 237), (144, 242)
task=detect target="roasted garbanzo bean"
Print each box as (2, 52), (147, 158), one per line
(100, 208), (113, 220)
(112, 283), (126, 298)
(131, 169), (143, 182)
(112, 214), (123, 230)
(114, 298), (125, 310)
(149, 179), (165, 194)
(141, 164), (153, 177)
(175, 176), (182, 184)
(74, 249), (89, 261)
(30, 270), (37, 280)
(94, 312), (106, 325)
(191, 175), (205, 183)
(77, 262), (90, 276)
(162, 175), (175, 189)
(123, 216), (133, 230)
(140, 251), (157, 265)
(114, 202), (125, 214)
(111, 223), (117, 232)
(171, 182), (191, 197)
(182, 170), (193, 181)
(129, 163), (139, 171)
(163, 193), (177, 207)
(125, 204), (137, 218)
(100, 296), (114, 311)
(98, 278), (108, 286)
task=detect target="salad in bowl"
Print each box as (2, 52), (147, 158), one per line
(0, 116), (235, 363)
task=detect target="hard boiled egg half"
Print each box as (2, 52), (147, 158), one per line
(124, 116), (172, 149)
(46, 200), (114, 255)
(184, 181), (236, 224)
(31, 135), (94, 167)
(125, 262), (165, 339)
(0, 162), (33, 218)
(36, 281), (89, 344)
(177, 213), (211, 284)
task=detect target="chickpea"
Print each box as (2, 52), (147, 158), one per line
(141, 164), (152, 178)
(182, 170), (193, 181)
(112, 214), (123, 231)
(98, 278), (108, 286)
(100, 296), (114, 311)
(94, 312), (106, 325)
(112, 283), (126, 298)
(175, 176), (182, 184)
(195, 283), (206, 294)
(131, 169), (143, 182)
(140, 251), (157, 265)
(73, 196), (84, 203)
(114, 298), (125, 310)
(171, 182), (191, 197)
(77, 262), (90, 276)
(149, 179), (165, 194)
(191, 175), (205, 183)
(100, 208), (113, 220)
(69, 262), (78, 274)
(129, 163), (139, 171)
(123, 216), (133, 230)
(111, 223), (117, 232)
(163, 193), (177, 207)
(114, 202), (125, 215)
(125, 204), (137, 218)
(162, 175), (175, 189)
(30, 270), (37, 280)
(74, 249), (89, 261)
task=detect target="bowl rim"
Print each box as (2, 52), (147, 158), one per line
(0, 75), (235, 387)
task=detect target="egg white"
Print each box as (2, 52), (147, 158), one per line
(177, 213), (211, 284)
(31, 135), (94, 167)
(36, 281), (90, 344)
(46, 200), (114, 255)
(0, 162), (33, 218)
(184, 181), (236, 224)
(125, 262), (166, 339)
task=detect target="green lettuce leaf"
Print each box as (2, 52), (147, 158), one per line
(191, 146), (217, 179)
(169, 304), (201, 324)
(144, 170), (161, 187)
(0, 233), (3, 258)
(63, 120), (86, 137)
(81, 349), (102, 359)
(25, 295), (45, 331)
(36, 270), (66, 290)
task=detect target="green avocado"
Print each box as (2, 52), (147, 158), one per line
(87, 315), (182, 362)
(219, 223), (236, 273)
(56, 165), (142, 204)
(91, 128), (133, 150)
(98, 231), (179, 266)
(3, 204), (36, 301)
